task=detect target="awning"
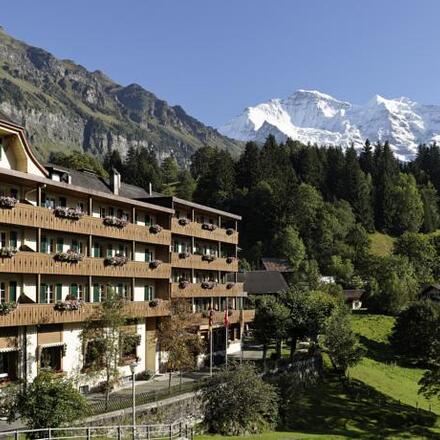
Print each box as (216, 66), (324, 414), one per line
(39, 342), (66, 349)
(0, 346), (19, 353)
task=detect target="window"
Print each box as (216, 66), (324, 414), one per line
(93, 243), (101, 258)
(144, 285), (154, 301)
(10, 231), (17, 249)
(76, 202), (84, 212)
(144, 248), (153, 262)
(40, 346), (62, 372)
(56, 238), (64, 253)
(93, 284), (104, 302)
(0, 283), (5, 303)
(40, 284), (47, 303)
(41, 237), (48, 254)
(0, 232), (6, 248)
(70, 284), (78, 299)
(59, 197), (67, 208)
(9, 281), (17, 302)
(107, 244), (113, 257)
(145, 214), (152, 226)
(100, 207), (106, 218)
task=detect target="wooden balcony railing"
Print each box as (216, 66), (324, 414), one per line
(0, 300), (170, 328)
(171, 253), (239, 272)
(171, 218), (238, 245)
(0, 203), (171, 246)
(171, 282), (246, 298)
(0, 252), (171, 279)
(192, 309), (254, 326)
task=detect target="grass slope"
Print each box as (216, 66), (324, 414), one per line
(369, 232), (395, 257)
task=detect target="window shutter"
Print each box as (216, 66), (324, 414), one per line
(56, 284), (62, 301)
(41, 237), (48, 253)
(70, 284), (78, 299)
(56, 238), (64, 253)
(9, 281), (17, 302)
(93, 284), (100, 302)
(40, 284), (47, 304)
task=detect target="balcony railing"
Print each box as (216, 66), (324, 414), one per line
(0, 252), (171, 279)
(0, 203), (171, 246)
(171, 252), (238, 272)
(192, 308), (254, 326)
(0, 300), (170, 327)
(171, 218), (238, 244)
(171, 282), (245, 298)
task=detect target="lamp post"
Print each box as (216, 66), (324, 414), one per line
(130, 362), (138, 434)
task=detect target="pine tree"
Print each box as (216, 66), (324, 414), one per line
(235, 141), (261, 189)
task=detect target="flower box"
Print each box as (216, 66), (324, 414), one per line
(226, 228), (235, 236)
(179, 279), (190, 289)
(201, 281), (215, 290)
(202, 223), (217, 231)
(53, 206), (84, 220)
(54, 249), (83, 263)
(178, 251), (190, 259)
(0, 302), (17, 316)
(149, 224), (162, 234)
(149, 259), (162, 269)
(226, 256), (236, 264)
(149, 298), (160, 307)
(0, 247), (17, 258)
(103, 216), (128, 228)
(226, 282), (235, 289)
(54, 300), (82, 311)
(178, 218), (190, 226)
(0, 196), (18, 209)
(104, 254), (128, 266)
(202, 254), (217, 262)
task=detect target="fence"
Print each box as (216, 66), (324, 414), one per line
(0, 421), (193, 440)
(89, 381), (199, 415)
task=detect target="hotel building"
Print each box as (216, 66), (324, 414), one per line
(0, 119), (254, 389)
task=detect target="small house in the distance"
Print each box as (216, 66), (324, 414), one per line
(344, 289), (365, 310)
(419, 284), (440, 302)
(240, 270), (289, 296)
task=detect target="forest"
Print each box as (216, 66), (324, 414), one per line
(50, 136), (440, 315)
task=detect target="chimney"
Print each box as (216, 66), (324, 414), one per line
(110, 168), (121, 195)
(149, 182), (153, 196)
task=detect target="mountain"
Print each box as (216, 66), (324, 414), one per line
(0, 27), (242, 164)
(219, 89), (440, 161)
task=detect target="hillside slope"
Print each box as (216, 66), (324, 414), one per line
(0, 27), (242, 163)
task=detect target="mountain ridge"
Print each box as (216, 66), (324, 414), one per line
(219, 89), (440, 160)
(0, 27), (242, 164)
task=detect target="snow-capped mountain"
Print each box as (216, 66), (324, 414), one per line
(219, 90), (440, 161)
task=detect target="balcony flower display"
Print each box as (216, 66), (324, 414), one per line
(179, 279), (190, 289)
(0, 247), (17, 258)
(226, 228), (235, 236)
(202, 223), (217, 231)
(178, 251), (190, 259)
(201, 281), (215, 290)
(104, 253), (128, 266)
(0, 301), (17, 316)
(226, 282), (235, 289)
(54, 249), (83, 263)
(149, 224), (162, 234)
(54, 299), (82, 311)
(202, 254), (217, 263)
(103, 216), (128, 228)
(226, 256), (236, 264)
(53, 206), (84, 220)
(149, 259), (162, 269)
(178, 218), (190, 226)
(149, 298), (161, 307)
(0, 196), (18, 209)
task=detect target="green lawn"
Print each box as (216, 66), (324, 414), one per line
(369, 232), (395, 256)
(197, 313), (440, 439)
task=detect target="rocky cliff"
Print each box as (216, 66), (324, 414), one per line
(0, 27), (242, 164)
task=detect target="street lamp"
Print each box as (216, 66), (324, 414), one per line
(130, 362), (138, 432)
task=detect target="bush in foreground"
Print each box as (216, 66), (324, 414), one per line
(201, 363), (278, 435)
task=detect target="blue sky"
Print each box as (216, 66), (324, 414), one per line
(2, 0), (440, 126)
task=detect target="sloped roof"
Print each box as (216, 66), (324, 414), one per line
(243, 270), (289, 295)
(343, 289), (364, 301)
(261, 257), (294, 273)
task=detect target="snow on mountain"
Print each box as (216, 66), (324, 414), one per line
(219, 90), (440, 161)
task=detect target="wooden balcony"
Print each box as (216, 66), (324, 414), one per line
(0, 203), (171, 246)
(0, 252), (171, 279)
(192, 309), (254, 327)
(0, 300), (170, 328)
(171, 218), (238, 245)
(171, 282), (246, 298)
(171, 252), (238, 272)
